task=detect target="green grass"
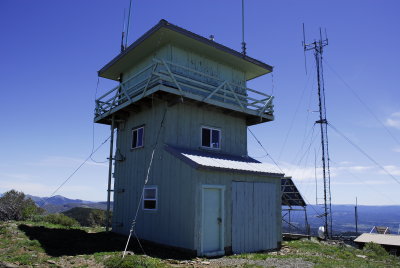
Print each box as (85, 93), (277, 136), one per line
(103, 254), (168, 268)
(231, 239), (400, 268)
(1, 220), (399, 268)
(23, 219), (103, 232)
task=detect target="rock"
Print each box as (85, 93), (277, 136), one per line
(46, 260), (57, 264)
(201, 261), (210, 264)
(0, 262), (19, 268)
(356, 254), (367, 259)
(125, 251), (134, 256)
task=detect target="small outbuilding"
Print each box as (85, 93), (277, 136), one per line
(94, 19), (283, 256)
(355, 233), (400, 256)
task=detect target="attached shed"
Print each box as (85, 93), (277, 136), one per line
(165, 145), (283, 254)
(94, 20), (282, 256)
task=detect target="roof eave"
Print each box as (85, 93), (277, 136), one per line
(98, 19), (273, 80)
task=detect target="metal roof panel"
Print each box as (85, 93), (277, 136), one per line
(165, 145), (283, 177)
(355, 233), (400, 247)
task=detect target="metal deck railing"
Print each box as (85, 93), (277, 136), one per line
(95, 58), (274, 122)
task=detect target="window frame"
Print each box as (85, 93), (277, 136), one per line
(142, 185), (158, 211)
(200, 126), (221, 150)
(131, 125), (145, 150)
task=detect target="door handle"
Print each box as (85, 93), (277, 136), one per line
(217, 217), (222, 224)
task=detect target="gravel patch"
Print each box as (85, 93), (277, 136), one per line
(208, 257), (314, 268)
(172, 257), (314, 268)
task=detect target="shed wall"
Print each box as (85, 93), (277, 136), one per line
(195, 170), (282, 254)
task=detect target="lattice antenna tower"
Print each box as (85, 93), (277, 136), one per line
(302, 24), (332, 239)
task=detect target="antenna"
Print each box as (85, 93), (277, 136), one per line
(303, 26), (331, 239)
(120, 9), (126, 52)
(125, 0), (133, 49)
(302, 23), (307, 74)
(241, 0), (246, 55)
(325, 28), (329, 45)
(355, 197), (358, 235)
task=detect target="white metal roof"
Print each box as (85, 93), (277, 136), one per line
(165, 145), (283, 177)
(354, 233), (400, 247)
(182, 153), (276, 173)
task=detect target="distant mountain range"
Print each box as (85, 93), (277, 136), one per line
(27, 194), (94, 206)
(2, 192), (398, 235)
(25, 194), (112, 214)
(283, 204), (400, 235)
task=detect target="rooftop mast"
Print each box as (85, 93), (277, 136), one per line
(241, 0), (246, 55)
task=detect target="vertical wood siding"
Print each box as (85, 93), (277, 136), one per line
(163, 102), (248, 156)
(195, 171), (282, 255)
(232, 182), (278, 253)
(171, 46), (246, 89)
(110, 43), (278, 254)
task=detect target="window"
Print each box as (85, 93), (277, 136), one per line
(131, 126), (144, 149)
(201, 126), (221, 149)
(143, 186), (157, 210)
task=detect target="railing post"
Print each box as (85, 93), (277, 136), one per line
(161, 59), (185, 98)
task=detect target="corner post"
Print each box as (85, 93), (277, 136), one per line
(106, 114), (115, 232)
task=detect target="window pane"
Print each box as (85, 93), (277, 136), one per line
(211, 129), (220, 148)
(202, 128), (211, 147)
(137, 127), (144, 147)
(144, 188), (156, 199)
(144, 200), (156, 209)
(132, 130), (138, 148)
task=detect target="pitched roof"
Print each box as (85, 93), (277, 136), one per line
(98, 19), (273, 81)
(165, 145), (283, 177)
(355, 233), (400, 247)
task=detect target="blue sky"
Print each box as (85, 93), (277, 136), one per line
(0, 0), (399, 205)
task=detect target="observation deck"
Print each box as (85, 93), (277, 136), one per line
(94, 20), (274, 125)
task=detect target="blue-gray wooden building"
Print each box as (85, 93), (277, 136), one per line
(95, 19), (284, 256)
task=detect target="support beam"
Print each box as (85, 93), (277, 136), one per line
(106, 115), (115, 232)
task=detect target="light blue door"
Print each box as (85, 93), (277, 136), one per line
(202, 187), (223, 255)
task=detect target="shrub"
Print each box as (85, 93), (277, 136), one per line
(363, 242), (389, 259)
(29, 214), (46, 223)
(63, 207), (109, 227)
(0, 190), (44, 221)
(43, 213), (80, 227)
